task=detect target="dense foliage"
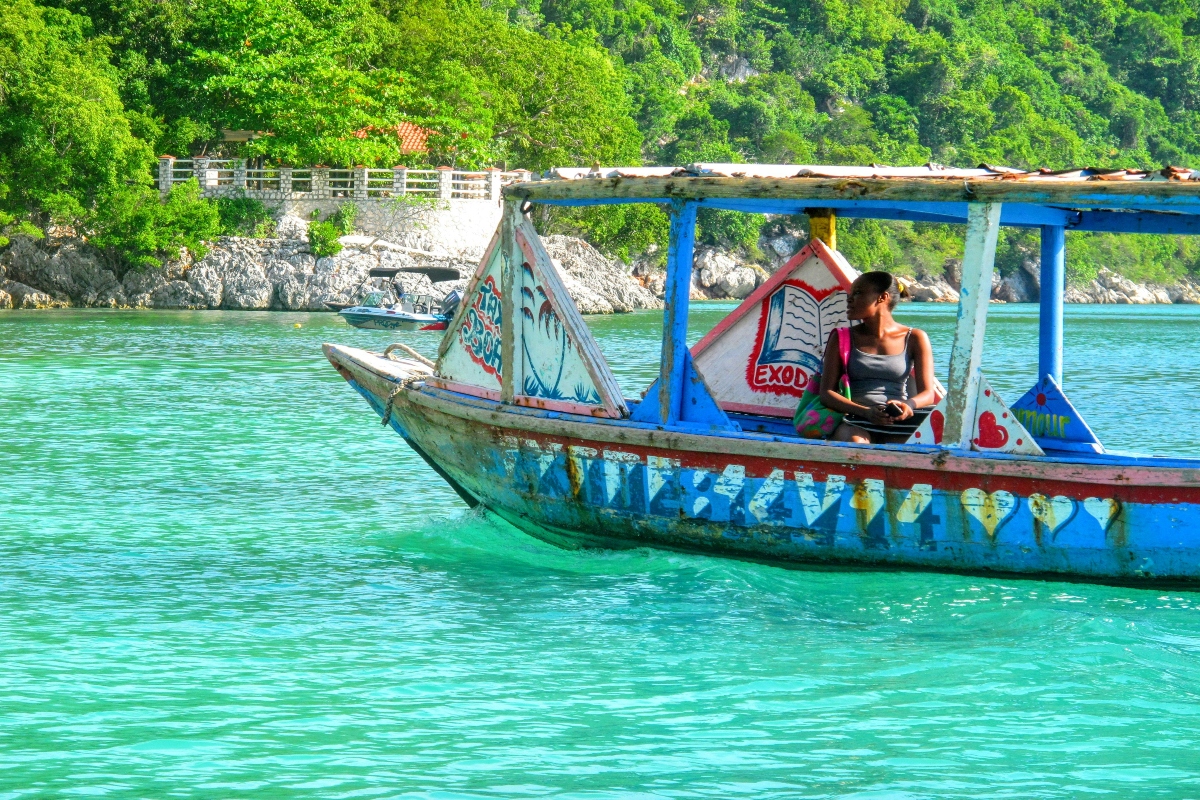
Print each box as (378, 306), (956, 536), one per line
(6, 0), (1200, 281)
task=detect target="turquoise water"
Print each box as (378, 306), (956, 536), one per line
(2, 306), (1200, 798)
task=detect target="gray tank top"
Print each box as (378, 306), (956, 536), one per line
(849, 328), (912, 407)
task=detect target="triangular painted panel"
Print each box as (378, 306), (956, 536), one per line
(691, 239), (859, 417)
(512, 217), (627, 418)
(631, 350), (739, 431)
(907, 371), (1044, 455)
(435, 228), (504, 392)
(1010, 374), (1104, 454)
(972, 373), (1044, 455)
(907, 394), (947, 446)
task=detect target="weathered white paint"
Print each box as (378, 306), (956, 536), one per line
(437, 231), (506, 389)
(691, 238), (857, 417)
(511, 215), (627, 417)
(943, 202), (1002, 448)
(499, 204), (518, 403)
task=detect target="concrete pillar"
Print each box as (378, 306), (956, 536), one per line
(354, 165), (368, 200)
(158, 156), (175, 198)
(487, 167), (503, 201)
(313, 166), (329, 199)
(393, 166), (407, 197)
(279, 166), (293, 195)
(437, 166), (453, 200)
(233, 159), (247, 193)
(194, 158), (212, 196)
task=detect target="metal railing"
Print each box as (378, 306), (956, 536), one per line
(157, 158), (525, 200)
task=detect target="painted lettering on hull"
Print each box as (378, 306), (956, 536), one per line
(493, 438), (1125, 550)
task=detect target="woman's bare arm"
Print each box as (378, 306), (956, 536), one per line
(906, 328), (939, 409)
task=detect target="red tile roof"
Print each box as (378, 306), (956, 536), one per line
(352, 121), (430, 154)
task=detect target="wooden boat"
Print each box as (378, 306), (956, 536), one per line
(324, 164), (1200, 585)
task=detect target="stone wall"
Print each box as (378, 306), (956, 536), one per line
(282, 198), (501, 261)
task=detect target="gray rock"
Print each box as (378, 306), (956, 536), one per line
(541, 235), (661, 313)
(768, 235), (800, 259)
(945, 259), (963, 290)
(1, 236), (124, 306)
(187, 264), (223, 308)
(1064, 285), (1095, 304)
(275, 214), (309, 240)
(692, 247), (766, 299)
(718, 54), (759, 82)
(993, 269), (1038, 303)
(696, 248), (737, 289)
(0, 279), (64, 308)
(220, 262), (272, 309)
(0, 289), (10, 309)
(1168, 281), (1200, 303)
(303, 253), (374, 309)
(149, 280), (208, 309)
(719, 266), (760, 299)
(903, 277), (959, 303)
(122, 268), (170, 308)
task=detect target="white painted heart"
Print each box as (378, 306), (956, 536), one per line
(961, 489), (1017, 538)
(1027, 494), (1078, 536)
(1084, 497), (1120, 531)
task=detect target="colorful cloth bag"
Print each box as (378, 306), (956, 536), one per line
(792, 327), (852, 439)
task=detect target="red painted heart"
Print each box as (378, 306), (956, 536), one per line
(973, 410), (1009, 449)
(929, 409), (944, 444)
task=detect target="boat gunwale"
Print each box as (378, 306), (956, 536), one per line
(322, 344), (1200, 485)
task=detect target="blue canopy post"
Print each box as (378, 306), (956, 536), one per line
(631, 200), (735, 429)
(633, 200), (698, 426)
(1039, 225), (1066, 385)
(660, 200), (697, 425)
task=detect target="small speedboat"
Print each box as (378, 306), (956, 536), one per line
(339, 290), (462, 331)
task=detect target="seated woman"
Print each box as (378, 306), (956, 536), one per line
(818, 271), (938, 444)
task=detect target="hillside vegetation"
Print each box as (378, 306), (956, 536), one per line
(4, 0), (1200, 282)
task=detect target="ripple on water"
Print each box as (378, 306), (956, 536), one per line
(1, 308), (1199, 798)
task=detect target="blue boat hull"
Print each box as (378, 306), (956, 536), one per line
(327, 344), (1200, 584)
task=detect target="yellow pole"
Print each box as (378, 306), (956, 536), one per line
(807, 208), (837, 250)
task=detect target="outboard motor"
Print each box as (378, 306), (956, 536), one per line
(440, 289), (463, 318)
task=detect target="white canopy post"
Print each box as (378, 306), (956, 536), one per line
(943, 202), (1002, 448)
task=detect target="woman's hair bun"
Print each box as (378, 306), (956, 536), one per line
(859, 271), (900, 310)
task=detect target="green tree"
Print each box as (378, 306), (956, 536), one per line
(0, 0), (151, 219)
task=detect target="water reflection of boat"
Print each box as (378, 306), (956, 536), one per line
(325, 164), (1200, 585)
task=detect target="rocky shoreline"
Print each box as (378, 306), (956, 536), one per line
(0, 223), (660, 313)
(3, 222), (1200, 310)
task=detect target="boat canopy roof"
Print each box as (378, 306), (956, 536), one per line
(505, 163), (1200, 233)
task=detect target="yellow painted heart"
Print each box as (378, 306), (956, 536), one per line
(961, 488), (1017, 539)
(1028, 494), (1078, 537)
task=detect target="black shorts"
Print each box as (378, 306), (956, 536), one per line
(844, 407), (932, 437)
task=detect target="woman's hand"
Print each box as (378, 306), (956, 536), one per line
(886, 400), (913, 421)
(861, 404), (894, 425)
